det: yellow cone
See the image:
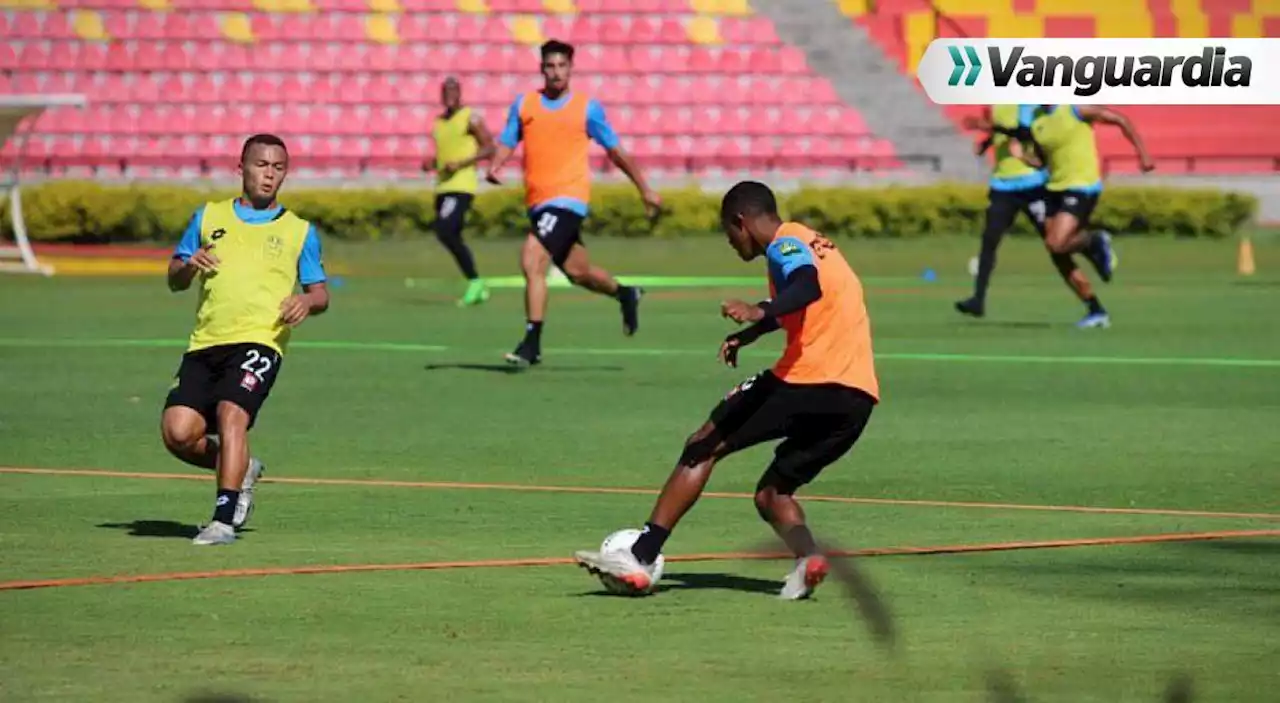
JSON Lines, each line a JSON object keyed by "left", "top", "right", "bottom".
{"left": 1238, "top": 237, "right": 1256, "bottom": 276}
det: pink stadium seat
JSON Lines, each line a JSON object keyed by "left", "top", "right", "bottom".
{"left": 12, "top": 12, "right": 42, "bottom": 38}
{"left": 43, "top": 12, "right": 73, "bottom": 39}
{"left": 18, "top": 43, "right": 51, "bottom": 71}
{"left": 164, "top": 13, "right": 201, "bottom": 40}
{"left": 49, "top": 42, "right": 80, "bottom": 71}
{"left": 0, "top": 44, "right": 16, "bottom": 71}
{"left": 136, "top": 12, "right": 165, "bottom": 40}
{"left": 78, "top": 42, "right": 109, "bottom": 71}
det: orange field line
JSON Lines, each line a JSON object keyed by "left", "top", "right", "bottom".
{"left": 2, "top": 528, "right": 1276, "bottom": 592}
{"left": 2, "top": 466, "right": 1277, "bottom": 521}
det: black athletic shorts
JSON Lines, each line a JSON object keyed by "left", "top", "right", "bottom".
{"left": 164, "top": 343, "right": 283, "bottom": 430}
{"left": 1046, "top": 189, "right": 1100, "bottom": 226}
{"left": 434, "top": 192, "right": 473, "bottom": 240}
{"left": 688, "top": 370, "right": 876, "bottom": 495}
{"left": 528, "top": 206, "right": 585, "bottom": 268}
{"left": 987, "top": 186, "right": 1048, "bottom": 238}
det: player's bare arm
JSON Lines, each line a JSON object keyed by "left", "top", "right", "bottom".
{"left": 606, "top": 146, "right": 662, "bottom": 217}
{"left": 484, "top": 143, "right": 514, "bottom": 184}
{"left": 168, "top": 246, "right": 218, "bottom": 292}
{"left": 279, "top": 282, "right": 329, "bottom": 327}
{"left": 1008, "top": 138, "right": 1045, "bottom": 169}
{"left": 1079, "top": 105, "right": 1155, "bottom": 173}
{"left": 441, "top": 114, "right": 497, "bottom": 181}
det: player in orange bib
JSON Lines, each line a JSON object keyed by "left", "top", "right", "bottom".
{"left": 485, "top": 40, "right": 661, "bottom": 367}
{"left": 575, "top": 181, "right": 879, "bottom": 600}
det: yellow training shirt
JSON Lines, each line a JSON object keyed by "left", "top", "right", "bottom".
{"left": 433, "top": 107, "right": 479, "bottom": 195}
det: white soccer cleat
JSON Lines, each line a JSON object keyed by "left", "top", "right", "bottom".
{"left": 779, "top": 555, "right": 830, "bottom": 601}
{"left": 192, "top": 521, "right": 236, "bottom": 546}
{"left": 233, "top": 458, "right": 264, "bottom": 529}
{"left": 574, "top": 549, "right": 658, "bottom": 595}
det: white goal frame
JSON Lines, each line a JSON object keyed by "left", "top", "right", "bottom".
{"left": 0, "top": 94, "right": 87, "bottom": 276}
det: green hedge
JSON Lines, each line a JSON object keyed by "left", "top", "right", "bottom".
{"left": 0, "top": 181, "right": 1256, "bottom": 243}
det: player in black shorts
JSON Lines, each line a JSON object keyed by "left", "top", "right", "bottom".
{"left": 574, "top": 181, "right": 880, "bottom": 600}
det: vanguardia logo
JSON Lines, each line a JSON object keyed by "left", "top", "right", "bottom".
{"left": 946, "top": 44, "right": 1252, "bottom": 97}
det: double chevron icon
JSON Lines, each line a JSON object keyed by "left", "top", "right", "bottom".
{"left": 947, "top": 46, "right": 983, "bottom": 86}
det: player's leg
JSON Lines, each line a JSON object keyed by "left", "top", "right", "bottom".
{"left": 160, "top": 350, "right": 220, "bottom": 470}
{"left": 754, "top": 387, "right": 874, "bottom": 600}
{"left": 1042, "top": 193, "right": 1110, "bottom": 327}
{"left": 1043, "top": 192, "right": 1114, "bottom": 282}
{"left": 957, "top": 190, "right": 1021, "bottom": 318}
{"left": 559, "top": 242, "right": 643, "bottom": 336}
{"left": 574, "top": 372, "right": 786, "bottom": 591}
{"left": 434, "top": 193, "right": 488, "bottom": 306}
{"left": 505, "top": 233, "right": 551, "bottom": 367}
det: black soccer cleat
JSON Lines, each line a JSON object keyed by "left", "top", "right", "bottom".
{"left": 954, "top": 297, "right": 985, "bottom": 318}
{"left": 620, "top": 286, "right": 644, "bottom": 336}
{"left": 503, "top": 341, "right": 541, "bottom": 368}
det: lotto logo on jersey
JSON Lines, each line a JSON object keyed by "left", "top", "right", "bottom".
{"left": 917, "top": 38, "right": 1279, "bottom": 105}
{"left": 240, "top": 372, "right": 259, "bottom": 392}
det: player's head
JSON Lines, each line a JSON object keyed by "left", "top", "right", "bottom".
{"left": 540, "top": 40, "right": 574, "bottom": 94}
{"left": 441, "top": 76, "right": 462, "bottom": 111}
{"left": 239, "top": 133, "right": 288, "bottom": 208}
{"left": 720, "top": 181, "right": 780, "bottom": 261}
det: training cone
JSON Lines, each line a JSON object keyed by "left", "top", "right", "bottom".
{"left": 1238, "top": 237, "right": 1256, "bottom": 276}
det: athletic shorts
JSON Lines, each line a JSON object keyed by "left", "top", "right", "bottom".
{"left": 1046, "top": 190, "right": 1100, "bottom": 226}
{"left": 164, "top": 343, "right": 283, "bottom": 431}
{"left": 688, "top": 370, "right": 876, "bottom": 495}
{"left": 434, "top": 192, "right": 473, "bottom": 239}
{"left": 528, "top": 206, "right": 585, "bottom": 268}
{"left": 987, "top": 186, "right": 1048, "bottom": 238}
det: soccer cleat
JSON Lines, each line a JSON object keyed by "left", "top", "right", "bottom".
{"left": 503, "top": 341, "right": 541, "bottom": 368}
{"left": 954, "top": 297, "right": 985, "bottom": 318}
{"left": 1086, "top": 230, "right": 1117, "bottom": 283}
{"left": 459, "top": 279, "right": 490, "bottom": 307}
{"left": 574, "top": 549, "right": 657, "bottom": 595}
{"left": 779, "top": 555, "right": 830, "bottom": 601}
{"left": 232, "top": 458, "right": 264, "bottom": 529}
{"left": 619, "top": 286, "right": 644, "bottom": 336}
{"left": 192, "top": 521, "right": 236, "bottom": 546}
{"left": 1076, "top": 312, "right": 1111, "bottom": 329}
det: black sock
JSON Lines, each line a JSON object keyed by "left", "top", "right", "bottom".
{"left": 972, "top": 236, "right": 1001, "bottom": 305}
{"left": 213, "top": 488, "right": 239, "bottom": 525}
{"left": 1086, "top": 296, "right": 1105, "bottom": 315}
{"left": 630, "top": 522, "right": 670, "bottom": 565}
{"left": 523, "top": 320, "right": 543, "bottom": 347}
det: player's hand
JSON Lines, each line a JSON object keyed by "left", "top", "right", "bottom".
{"left": 961, "top": 116, "right": 984, "bottom": 131}
{"left": 440, "top": 162, "right": 459, "bottom": 180}
{"left": 641, "top": 189, "right": 662, "bottom": 219}
{"left": 719, "top": 336, "right": 743, "bottom": 368}
{"left": 484, "top": 170, "right": 502, "bottom": 186}
{"left": 1139, "top": 157, "right": 1156, "bottom": 173}
{"left": 279, "top": 294, "right": 311, "bottom": 327}
{"left": 721, "top": 299, "right": 764, "bottom": 324}
{"left": 188, "top": 246, "right": 219, "bottom": 274}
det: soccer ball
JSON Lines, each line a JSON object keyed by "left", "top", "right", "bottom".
{"left": 599, "top": 528, "right": 665, "bottom": 593}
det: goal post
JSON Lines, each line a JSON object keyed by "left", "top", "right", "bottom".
{"left": 0, "top": 94, "right": 87, "bottom": 276}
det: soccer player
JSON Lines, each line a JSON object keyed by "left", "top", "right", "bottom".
{"left": 160, "top": 134, "right": 330, "bottom": 546}
{"left": 429, "top": 76, "right": 495, "bottom": 307}
{"left": 955, "top": 105, "right": 1098, "bottom": 323}
{"left": 485, "top": 39, "right": 662, "bottom": 367}
{"left": 1015, "top": 105, "right": 1154, "bottom": 328}
{"left": 574, "top": 181, "right": 879, "bottom": 600}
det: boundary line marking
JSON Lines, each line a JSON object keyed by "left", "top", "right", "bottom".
{"left": 2, "top": 529, "right": 1276, "bottom": 592}
{"left": 2, "top": 467, "right": 1276, "bottom": 521}
{"left": 1, "top": 338, "right": 1278, "bottom": 368}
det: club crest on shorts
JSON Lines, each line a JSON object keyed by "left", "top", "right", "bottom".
{"left": 240, "top": 371, "right": 259, "bottom": 392}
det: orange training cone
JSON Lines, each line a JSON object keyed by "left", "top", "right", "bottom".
{"left": 1238, "top": 237, "right": 1256, "bottom": 276}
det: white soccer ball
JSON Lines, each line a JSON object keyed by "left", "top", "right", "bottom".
{"left": 968, "top": 255, "right": 980, "bottom": 277}
{"left": 600, "top": 528, "right": 665, "bottom": 592}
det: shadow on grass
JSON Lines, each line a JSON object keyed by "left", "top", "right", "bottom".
{"left": 423, "top": 363, "right": 624, "bottom": 374}
{"left": 182, "top": 693, "right": 266, "bottom": 703}
{"left": 95, "top": 520, "right": 249, "bottom": 539}
{"left": 659, "top": 571, "right": 781, "bottom": 595}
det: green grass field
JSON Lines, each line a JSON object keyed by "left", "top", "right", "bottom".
{"left": 1, "top": 236, "right": 1277, "bottom": 702}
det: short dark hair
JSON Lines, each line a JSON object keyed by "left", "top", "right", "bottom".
{"left": 540, "top": 39, "right": 574, "bottom": 62}
{"left": 240, "top": 133, "right": 288, "bottom": 162}
{"left": 720, "top": 181, "right": 778, "bottom": 222}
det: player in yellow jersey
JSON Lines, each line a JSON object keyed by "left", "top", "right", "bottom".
{"left": 161, "top": 134, "right": 330, "bottom": 546}
{"left": 1015, "top": 105, "right": 1153, "bottom": 328}
{"left": 430, "top": 77, "right": 496, "bottom": 307}
{"left": 956, "top": 105, "right": 1097, "bottom": 322}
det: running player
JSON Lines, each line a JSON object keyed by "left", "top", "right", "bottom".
{"left": 430, "top": 76, "right": 495, "bottom": 307}
{"left": 955, "top": 105, "right": 1099, "bottom": 323}
{"left": 574, "top": 181, "right": 879, "bottom": 600}
{"left": 1016, "top": 105, "right": 1154, "bottom": 328}
{"left": 485, "top": 39, "right": 662, "bottom": 367}
{"left": 161, "top": 134, "right": 329, "bottom": 546}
